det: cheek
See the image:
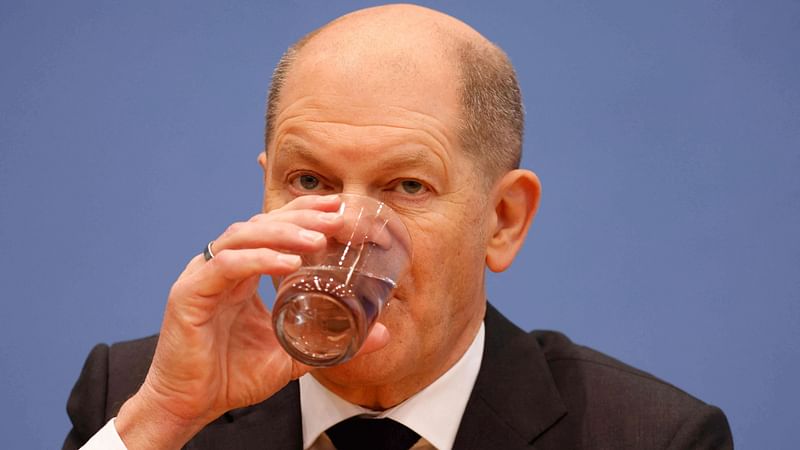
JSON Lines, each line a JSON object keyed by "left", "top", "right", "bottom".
{"left": 404, "top": 211, "right": 488, "bottom": 305}
{"left": 264, "top": 186, "right": 294, "bottom": 211}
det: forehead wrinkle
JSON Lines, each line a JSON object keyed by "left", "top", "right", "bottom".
{"left": 272, "top": 104, "right": 455, "bottom": 181}
{"left": 273, "top": 96, "right": 457, "bottom": 151}
{"left": 273, "top": 132, "right": 449, "bottom": 182}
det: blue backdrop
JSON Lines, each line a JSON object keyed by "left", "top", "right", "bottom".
{"left": 1, "top": 1, "right": 798, "bottom": 448}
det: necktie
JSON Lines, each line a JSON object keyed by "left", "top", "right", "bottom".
{"left": 327, "top": 416, "right": 421, "bottom": 450}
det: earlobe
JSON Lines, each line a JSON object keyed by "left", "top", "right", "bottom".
{"left": 485, "top": 169, "right": 541, "bottom": 272}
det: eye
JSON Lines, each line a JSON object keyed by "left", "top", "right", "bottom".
{"left": 289, "top": 172, "right": 327, "bottom": 193}
{"left": 400, "top": 180, "right": 424, "bottom": 194}
{"left": 393, "top": 179, "right": 427, "bottom": 195}
{"left": 298, "top": 174, "right": 320, "bottom": 190}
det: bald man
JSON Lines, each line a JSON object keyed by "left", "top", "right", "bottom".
{"left": 64, "top": 5, "right": 732, "bottom": 450}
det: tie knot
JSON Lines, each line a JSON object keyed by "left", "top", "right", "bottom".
{"left": 327, "top": 416, "right": 421, "bottom": 450}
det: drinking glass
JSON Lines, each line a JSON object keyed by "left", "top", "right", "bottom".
{"left": 272, "top": 194, "right": 412, "bottom": 367}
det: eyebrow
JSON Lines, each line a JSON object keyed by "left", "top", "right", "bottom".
{"left": 274, "top": 139, "right": 444, "bottom": 173}
{"left": 274, "top": 140, "right": 325, "bottom": 166}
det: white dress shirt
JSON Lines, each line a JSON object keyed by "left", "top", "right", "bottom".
{"left": 80, "top": 323, "right": 485, "bottom": 450}
{"left": 302, "top": 323, "right": 485, "bottom": 450}
{"left": 80, "top": 418, "right": 126, "bottom": 450}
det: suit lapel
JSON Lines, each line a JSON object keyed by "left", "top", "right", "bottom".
{"left": 186, "top": 381, "right": 303, "bottom": 450}
{"left": 453, "top": 304, "right": 567, "bottom": 450}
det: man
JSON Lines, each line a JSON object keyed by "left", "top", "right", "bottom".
{"left": 64, "top": 4, "right": 733, "bottom": 449}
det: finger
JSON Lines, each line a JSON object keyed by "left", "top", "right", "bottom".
{"left": 288, "top": 323, "right": 389, "bottom": 379}
{"left": 211, "top": 207, "right": 345, "bottom": 261}
{"left": 252, "top": 209, "right": 345, "bottom": 232}
{"left": 216, "top": 220, "right": 333, "bottom": 254}
{"left": 265, "top": 194, "right": 342, "bottom": 214}
{"left": 355, "top": 323, "right": 391, "bottom": 356}
{"left": 183, "top": 196, "right": 342, "bottom": 275}
{"left": 179, "top": 248, "right": 302, "bottom": 298}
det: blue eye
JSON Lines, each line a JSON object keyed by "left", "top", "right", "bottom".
{"left": 399, "top": 180, "right": 424, "bottom": 194}
{"left": 298, "top": 174, "right": 320, "bottom": 190}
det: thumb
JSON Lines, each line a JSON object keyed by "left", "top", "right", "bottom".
{"left": 356, "top": 323, "right": 390, "bottom": 356}
{"left": 290, "top": 323, "right": 390, "bottom": 378}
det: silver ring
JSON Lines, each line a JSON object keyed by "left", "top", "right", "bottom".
{"left": 203, "top": 241, "right": 215, "bottom": 261}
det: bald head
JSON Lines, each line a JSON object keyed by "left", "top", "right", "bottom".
{"left": 265, "top": 4, "right": 523, "bottom": 180}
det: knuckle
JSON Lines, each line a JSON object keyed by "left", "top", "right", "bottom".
{"left": 223, "top": 221, "right": 244, "bottom": 236}
{"left": 276, "top": 222, "right": 302, "bottom": 238}
{"left": 248, "top": 213, "right": 269, "bottom": 223}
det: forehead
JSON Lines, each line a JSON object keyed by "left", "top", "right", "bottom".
{"left": 268, "top": 39, "right": 466, "bottom": 172}
{"left": 272, "top": 131, "right": 449, "bottom": 181}
{"left": 276, "top": 21, "right": 463, "bottom": 134}
{"left": 269, "top": 98, "right": 459, "bottom": 185}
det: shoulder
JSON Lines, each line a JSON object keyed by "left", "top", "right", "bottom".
{"left": 76, "top": 335, "right": 158, "bottom": 414}
{"left": 106, "top": 334, "right": 159, "bottom": 374}
{"left": 63, "top": 335, "right": 159, "bottom": 449}
{"left": 532, "top": 330, "right": 732, "bottom": 449}
{"left": 534, "top": 330, "right": 702, "bottom": 410}
{"left": 105, "top": 335, "right": 159, "bottom": 409}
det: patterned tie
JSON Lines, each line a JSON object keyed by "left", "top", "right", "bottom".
{"left": 327, "top": 416, "right": 421, "bottom": 450}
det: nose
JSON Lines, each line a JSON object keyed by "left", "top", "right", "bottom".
{"left": 339, "top": 186, "right": 374, "bottom": 200}
{"left": 299, "top": 193, "right": 412, "bottom": 276}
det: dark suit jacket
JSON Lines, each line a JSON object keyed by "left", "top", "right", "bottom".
{"left": 63, "top": 304, "right": 733, "bottom": 449}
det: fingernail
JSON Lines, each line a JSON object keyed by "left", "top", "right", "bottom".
{"left": 299, "top": 229, "right": 324, "bottom": 243}
{"left": 278, "top": 254, "right": 301, "bottom": 266}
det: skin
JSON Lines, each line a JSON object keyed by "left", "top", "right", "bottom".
{"left": 114, "top": 5, "right": 541, "bottom": 449}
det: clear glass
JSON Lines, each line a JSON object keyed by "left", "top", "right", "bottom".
{"left": 272, "top": 194, "right": 412, "bottom": 367}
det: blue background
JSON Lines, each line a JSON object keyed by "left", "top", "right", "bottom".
{"left": 1, "top": 1, "right": 798, "bottom": 448}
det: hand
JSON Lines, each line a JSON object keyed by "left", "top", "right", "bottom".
{"left": 115, "top": 195, "right": 390, "bottom": 449}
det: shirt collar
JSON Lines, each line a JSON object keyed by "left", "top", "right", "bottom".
{"left": 300, "top": 322, "right": 485, "bottom": 450}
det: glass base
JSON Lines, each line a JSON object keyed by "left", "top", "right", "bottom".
{"left": 273, "top": 290, "right": 361, "bottom": 367}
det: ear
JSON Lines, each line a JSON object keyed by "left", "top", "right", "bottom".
{"left": 257, "top": 151, "right": 268, "bottom": 177}
{"left": 258, "top": 152, "right": 270, "bottom": 212}
{"left": 485, "top": 169, "right": 542, "bottom": 272}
